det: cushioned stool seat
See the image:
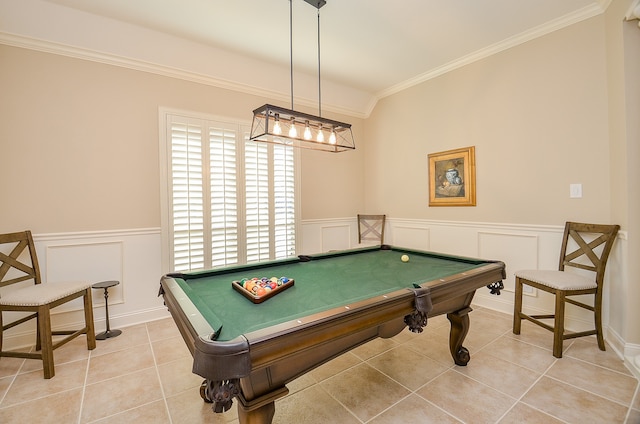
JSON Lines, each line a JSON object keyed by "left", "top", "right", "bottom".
{"left": 513, "top": 270, "right": 596, "bottom": 291}
{"left": 0, "top": 281, "right": 92, "bottom": 306}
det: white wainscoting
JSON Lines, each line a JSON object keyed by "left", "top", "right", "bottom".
{"left": 300, "top": 217, "right": 631, "bottom": 363}
{"left": 2, "top": 229, "right": 167, "bottom": 350}
{"left": 4, "top": 222, "right": 632, "bottom": 373}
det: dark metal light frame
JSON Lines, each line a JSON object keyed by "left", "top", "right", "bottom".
{"left": 249, "top": 0, "right": 355, "bottom": 152}
{"left": 250, "top": 104, "right": 355, "bottom": 152}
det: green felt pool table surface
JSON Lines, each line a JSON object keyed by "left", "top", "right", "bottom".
{"left": 169, "top": 246, "right": 490, "bottom": 341}
{"left": 159, "top": 245, "right": 505, "bottom": 424}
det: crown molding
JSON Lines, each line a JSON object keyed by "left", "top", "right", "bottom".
{"left": 626, "top": 0, "right": 640, "bottom": 24}
{"left": 0, "top": 32, "right": 276, "bottom": 99}
{"left": 0, "top": 31, "right": 369, "bottom": 120}
{"left": 0, "top": 1, "right": 610, "bottom": 120}
{"left": 374, "top": 3, "right": 606, "bottom": 101}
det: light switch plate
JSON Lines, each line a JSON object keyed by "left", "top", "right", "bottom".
{"left": 570, "top": 183, "right": 582, "bottom": 198}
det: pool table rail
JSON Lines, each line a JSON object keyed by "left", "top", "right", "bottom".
{"left": 158, "top": 247, "right": 506, "bottom": 424}
{"left": 161, "top": 274, "right": 434, "bottom": 383}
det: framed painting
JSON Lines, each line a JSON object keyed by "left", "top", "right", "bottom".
{"left": 428, "top": 146, "right": 476, "bottom": 206}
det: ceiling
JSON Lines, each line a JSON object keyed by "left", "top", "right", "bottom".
{"left": 19, "top": 0, "right": 611, "bottom": 115}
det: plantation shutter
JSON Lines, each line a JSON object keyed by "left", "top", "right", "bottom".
{"left": 170, "top": 119, "right": 205, "bottom": 271}
{"left": 165, "top": 111, "right": 297, "bottom": 271}
{"left": 209, "top": 125, "right": 239, "bottom": 267}
{"left": 244, "top": 140, "right": 271, "bottom": 263}
{"left": 273, "top": 145, "right": 296, "bottom": 258}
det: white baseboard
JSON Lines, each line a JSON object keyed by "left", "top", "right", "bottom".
{"left": 97, "top": 307, "right": 172, "bottom": 332}
{"left": 2, "top": 306, "right": 171, "bottom": 352}
{"left": 631, "top": 355, "right": 640, "bottom": 380}
{"left": 2, "top": 222, "right": 632, "bottom": 381}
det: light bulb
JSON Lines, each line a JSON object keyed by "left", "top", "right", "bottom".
{"left": 303, "top": 121, "right": 312, "bottom": 140}
{"left": 273, "top": 114, "right": 282, "bottom": 135}
{"left": 288, "top": 118, "right": 297, "bottom": 138}
{"left": 317, "top": 127, "right": 325, "bottom": 142}
{"left": 329, "top": 127, "right": 337, "bottom": 145}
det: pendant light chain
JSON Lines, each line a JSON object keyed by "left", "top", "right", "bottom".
{"left": 289, "top": 0, "right": 294, "bottom": 110}
{"left": 317, "top": 7, "right": 322, "bottom": 117}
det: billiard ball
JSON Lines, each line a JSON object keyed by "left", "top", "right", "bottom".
{"left": 401, "top": 254, "right": 409, "bottom": 262}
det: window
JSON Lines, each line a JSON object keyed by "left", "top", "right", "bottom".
{"left": 160, "top": 110, "right": 298, "bottom": 272}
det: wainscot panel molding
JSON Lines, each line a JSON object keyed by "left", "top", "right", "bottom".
{"left": 300, "top": 218, "right": 356, "bottom": 255}
{"left": 320, "top": 224, "right": 352, "bottom": 252}
{"left": 301, "top": 217, "right": 631, "bottom": 365}
{"left": 2, "top": 228, "right": 167, "bottom": 351}
{"left": 5, "top": 224, "right": 631, "bottom": 369}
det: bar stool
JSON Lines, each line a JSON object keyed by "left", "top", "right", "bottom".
{"left": 92, "top": 280, "right": 122, "bottom": 339}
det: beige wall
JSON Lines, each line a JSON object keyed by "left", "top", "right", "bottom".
{"left": 360, "top": 0, "right": 639, "bottom": 349}
{"left": 364, "top": 15, "right": 611, "bottom": 225}
{"left": 621, "top": 17, "right": 640, "bottom": 347}
{"left": 0, "top": 45, "right": 365, "bottom": 234}
{"left": 605, "top": 0, "right": 640, "bottom": 345}
{"left": 0, "top": 2, "right": 637, "bottom": 353}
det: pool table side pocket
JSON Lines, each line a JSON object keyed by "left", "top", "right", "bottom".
{"left": 404, "top": 286, "right": 433, "bottom": 332}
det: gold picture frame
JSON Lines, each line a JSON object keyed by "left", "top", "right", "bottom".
{"left": 428, "top": 146, "right": 476, "bottom": 206}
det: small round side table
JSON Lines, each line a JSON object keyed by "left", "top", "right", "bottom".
{"left": 92, "top": 280, "right": 122, "bottom": 340}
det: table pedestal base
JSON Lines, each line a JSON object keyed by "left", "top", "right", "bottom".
{"left": 91, "top": 281, "right": 122, "bottom": 340}
{"left": 96, "top": 329, "right": 122, "bottom": 340}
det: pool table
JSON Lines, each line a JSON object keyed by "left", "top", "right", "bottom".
{"left": 159, "top": 245, "right": 505, "bottom": 424}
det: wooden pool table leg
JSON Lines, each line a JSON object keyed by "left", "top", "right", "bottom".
{"left": 236, "top": 386, "right": 288, "bottom": 424}
{"left": 237, "top": 402, "right": 275, "bottom": 424}
{"left": 447, "top": 306, "right": 472, "bottom": 366}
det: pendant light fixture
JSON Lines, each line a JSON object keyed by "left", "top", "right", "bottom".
{"left": 249, "top": 0, "right": 355, "bottom": 152}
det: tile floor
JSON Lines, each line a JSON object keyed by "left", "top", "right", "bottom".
{"left": 0, "top": 307, "right": 638, "bottom": 423}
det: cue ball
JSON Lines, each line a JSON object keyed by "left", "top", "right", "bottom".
{"left": 401, "top": 254, "right": 409, "bottom": 262}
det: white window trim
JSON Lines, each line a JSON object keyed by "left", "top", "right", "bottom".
{"left": 158, "top": 107, "right": 301, "bottom": 273}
